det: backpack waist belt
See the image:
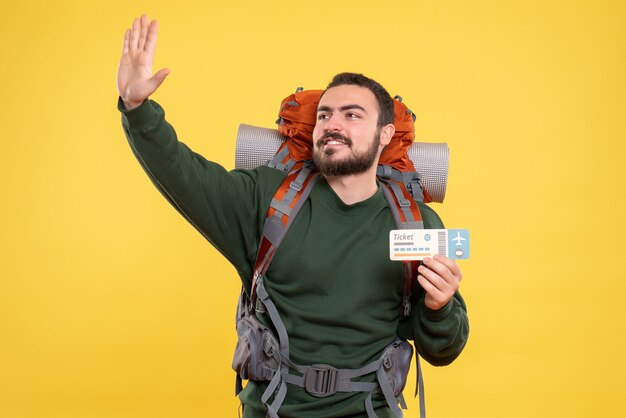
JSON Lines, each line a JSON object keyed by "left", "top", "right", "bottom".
{"left": 233, "top": 277, "right": 412, "bottom": 418}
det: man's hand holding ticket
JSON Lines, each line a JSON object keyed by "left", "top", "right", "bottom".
{"left": 390, "top": 229, "right": 468, "bottom": 311}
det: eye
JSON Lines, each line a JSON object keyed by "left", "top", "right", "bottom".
{"left": 317, "top": 113, "right": 330, "bottom": 120}
{"left": 346, "top": 112, "right": 361, "bottom": 119}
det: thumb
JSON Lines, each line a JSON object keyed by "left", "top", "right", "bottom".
{"left": 149, "top": 68, "right": 171, "bottom": 91}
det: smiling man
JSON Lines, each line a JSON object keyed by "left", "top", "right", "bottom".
{"left": 117, "top": 15, "right": 469, "bottom": 418}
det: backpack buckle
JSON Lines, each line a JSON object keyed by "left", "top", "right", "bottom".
{"left": 406, "top": 178, "right": 424, "bottom": 201}
{"left": 304, "top": 364, "right": 338, "bottom": 397}
{"left": 289, "top": 179, "right": 303, "bottom": 191}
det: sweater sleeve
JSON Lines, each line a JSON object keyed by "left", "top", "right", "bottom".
{"left": 403, "top": 203, "right": 470, "bottom": 366}
{"left": 118, "top": 97, "right": 268, "bottom": 287}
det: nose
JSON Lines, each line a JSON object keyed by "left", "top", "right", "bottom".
{"left": 323, "top": 113, "right": 342, "bottom": 133}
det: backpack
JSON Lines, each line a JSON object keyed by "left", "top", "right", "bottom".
{"left": 232, "top": 88, "right": 449, "bottom": 418}
{"left": 275, "top": 88, "right": 422, "bottom": 180}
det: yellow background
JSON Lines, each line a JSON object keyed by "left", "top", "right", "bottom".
{"left": 1, "top": 0, "right": 625, "bottom": 417}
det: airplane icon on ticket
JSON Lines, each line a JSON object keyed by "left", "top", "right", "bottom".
{"left": 452, "top": 232, "right": 466, "bottom": 246}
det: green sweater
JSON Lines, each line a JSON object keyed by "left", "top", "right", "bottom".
{"left": 119, "top": 98, "right": 469, "bottom": 418}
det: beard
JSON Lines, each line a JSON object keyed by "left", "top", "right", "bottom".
{"left": 312, "top": 128, "right": 381, "bottom": 177}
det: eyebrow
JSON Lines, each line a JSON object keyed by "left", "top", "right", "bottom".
{"left": 317, "top": 104, "right": 368, "bottom": 114}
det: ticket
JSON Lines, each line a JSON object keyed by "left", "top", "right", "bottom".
{"left": 389, "top": 229, "right": 470, "bottom": 261}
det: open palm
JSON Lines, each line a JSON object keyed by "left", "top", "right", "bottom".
{"left": 117, "top": 15, "right": 170, "bottom": 110}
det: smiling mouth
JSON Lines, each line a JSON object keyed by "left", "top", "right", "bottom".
{"left": 324, "top": 138, "right": 348, "bottom": 146}
{"left": 318, "top": 133, "right": 352, "bottom": 148}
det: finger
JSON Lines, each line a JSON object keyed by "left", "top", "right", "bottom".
{"left": 433, "top": 254, "right": 462, "bottom": 278}
{"left": 122, "top": 29, "right": 130, "bottom": 55}
{"left": 148, "top": 68, "right": 171, "bottom": 91}
{"left": 130, "top": 18, "right": 140, "bottom": 51}
{"left": 154, "top": 68, "right": 170, "bottom": 83}
{"left": 418, "top": 263, "right": 448, "bottom": 292}
{"left": 421, "top": 257, "right": 450, "bottom": 282}
{"left": 138, "top": 14, "right": 149, "bottom": 51}
{"left": 422, "top": 256, "right": 457, "bottom": 284}
{"left": 417, "top": 274, "right": 441, "bottom": 298}
{"left": 419, "top": 274, "right": 453, "bottom": 311}
{"left": 144, "top": 19, "right": 158, "bottom": 55}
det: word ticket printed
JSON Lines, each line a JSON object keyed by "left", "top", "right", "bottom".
{"left": 389, "top": 229, "right": 470, "bottom": 261}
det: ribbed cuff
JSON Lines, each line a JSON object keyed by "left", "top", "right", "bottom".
{"left": 117, "top": 97, "right": 163, "bottom": 132}
{"left": 421, "top": 297, "right": 454, "bottom": 321}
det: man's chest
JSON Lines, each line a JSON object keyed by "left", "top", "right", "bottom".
{"left": 265, "top": 195, "right": 404, "bottom": 310}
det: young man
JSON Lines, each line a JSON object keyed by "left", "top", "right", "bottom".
{"left": 117, "top": 15, "right": 468, "bottom": 418}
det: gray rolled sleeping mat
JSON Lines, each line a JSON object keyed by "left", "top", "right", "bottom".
{"left": 235, "top": 124, "right": 450, "bottom": 203}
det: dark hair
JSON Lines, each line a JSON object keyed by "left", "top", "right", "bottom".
{"left": 324, "top": 72, "right": 394, "bottom": 127}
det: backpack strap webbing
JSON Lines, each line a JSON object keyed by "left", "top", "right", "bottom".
{"left": 379, "top": 178, "right": 422, "bottom": 316}
{"left": 379, "top": 178, "right": 427, "bottom": 418}
{"left": 250, "top": 161, "right": 319, "bottom": 304}
{"left": 416, "top": 352, "right": 426, "bottom": 418}
{"left": 376, "top": 165, "right": 425, "bottom": 202}
{"left": 379, "top": 178, "right": 424, "bottom": 229}
{"left": 267, "top": 146, "right": 296, "bottom": 173}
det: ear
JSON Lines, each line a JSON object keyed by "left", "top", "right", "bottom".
{"left": 379, "top": 123, "right": 395, "bottom": 146}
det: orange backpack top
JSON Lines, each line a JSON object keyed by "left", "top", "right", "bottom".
{"left": 273, "top": 88, "right": 433, "bottom": 202}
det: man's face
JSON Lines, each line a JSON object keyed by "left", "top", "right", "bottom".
{"left": 312, "top": 84, "right": 385, "bottom": 177}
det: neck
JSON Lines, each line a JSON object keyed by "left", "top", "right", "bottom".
{"left": 324, "top": 165, "right": 379, "bottom": 205}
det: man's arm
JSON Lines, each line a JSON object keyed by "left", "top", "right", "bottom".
{"left": 116, "top": 16, "right": 270, "bottom": 285}
{"left": 412, "top": 288, "right": 469, "bottom": 366}
{"left": 402, "top": 204, "right": 470, "bottom": 366}
{"left": 120, "top": 99, "right": 264, "bottom": 275}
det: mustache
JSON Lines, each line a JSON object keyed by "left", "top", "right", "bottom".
{"left": 316, "top": 132, "right": 352, "bottom": 147}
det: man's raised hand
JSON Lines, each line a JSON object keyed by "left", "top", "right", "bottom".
{"left": 117, "top": 15, "right": 170, "bottom": 110}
